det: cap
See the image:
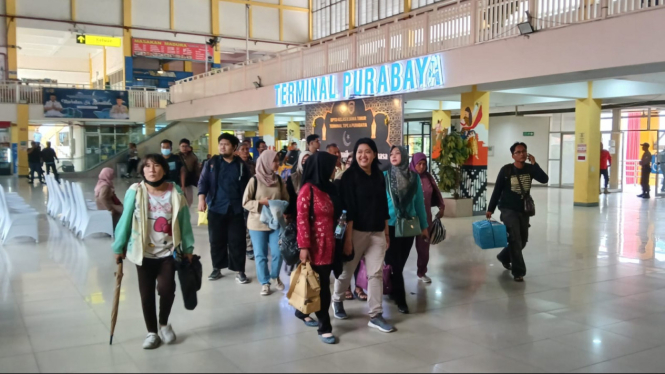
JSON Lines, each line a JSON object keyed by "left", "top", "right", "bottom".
{"left": 641, "top": 142, "right": 650, "bottom": 147}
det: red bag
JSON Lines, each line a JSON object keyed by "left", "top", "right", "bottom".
{"left": 355, "top": 259, "right": 392, "bottom": 295}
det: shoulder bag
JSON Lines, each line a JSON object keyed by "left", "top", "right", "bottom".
{"left": 385, "top": 173, "right": 421, "bottom": 238}
{"left": 513, "top": 166, "right": 536, "bottom": 217}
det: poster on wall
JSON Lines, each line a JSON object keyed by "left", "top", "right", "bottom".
{"left": 306, "top": 96, "right": 403, "bottom": 162}
{"left": 132, "top": 38, "right": 214, "bottom": 62}
{"left": 458, "top": 90, "right": 490, "bottom": 215}
{"left": 42, "top": 88, "right": 130, "bottom": 120}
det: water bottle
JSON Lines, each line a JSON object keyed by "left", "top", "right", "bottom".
{"left": 335, "top": 210, "right": 348, "bottom": 240}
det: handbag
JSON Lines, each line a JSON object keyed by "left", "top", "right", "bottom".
{"left": 287, "top": 262, "right": 321, "bottom": 315}
{"left": 385, "top": 174, "right": 421, "bottom": 238}
{"left": 355, "top": 259, "right": 393, "bottom": 295}
{"left": 513, "top": 166, "right": 536, "bottom": 217}
{"left": 429, "top": 218, "right": 446, "bottom": 245}
{"left": 280, "top": 187, "right": 315, "bottom": 266}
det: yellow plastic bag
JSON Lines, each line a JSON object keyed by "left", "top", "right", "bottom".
{"left": 198, "top": 209, "right": 208, "bottom": 226}
{"left": 287, "top": 262, "right": 321, "bottom": 315}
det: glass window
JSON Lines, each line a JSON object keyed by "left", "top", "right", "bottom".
{"left": 313, "top": 0, "right": 349, "bottom": 40}
{"left": 549, "top": 133, "right": 561, "bottom": 160}
{"left": 548, "top": 160, "right": 560, "bottom": 187}
{"left": 561, "top": 134, "right": 576, "bottom": 186}
{"left": 561, "top": 113, "right": 576, "bottom": 132}
{"left": 550, "top": 113, "right": 561, "bottom": 132}
{"left": 356, "top": 0, "right": 404, "bottom": 27}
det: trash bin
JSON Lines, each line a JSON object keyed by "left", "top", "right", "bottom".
{"left": 116, "top": 162, "right": 128, "bottom": 177}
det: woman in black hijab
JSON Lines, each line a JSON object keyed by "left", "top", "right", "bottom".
{"left": 295, "top": 151, "right": 340, "bottom": 344}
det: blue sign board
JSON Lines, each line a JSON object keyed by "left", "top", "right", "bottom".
{"left": 274, "top": 54, "right": 445, "bottom": 107}
{"left": 42, "top": 88, "right": 130, "bottom": 119}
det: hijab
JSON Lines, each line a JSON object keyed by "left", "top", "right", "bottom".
{"left": 410, "top": 152, "right": 438, "bottom": 192}
{"left": 302, "top": 152, "right": 338, "bottom": 196}
{"left": 291, "top": 150, "right": 312, "bottom": 193}
{"left": 95, "top": 167, "right": 115, "bottom": 198}
{"left": 389, "top": 146, "right": 418, "bottom": 213}
{"left": 255, "top": 150, "right": 278, "bottom": 187}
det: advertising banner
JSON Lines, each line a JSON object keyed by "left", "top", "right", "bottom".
{"left": 42, "top": 88, "right": 130, "bottom": 120}
{"left": 132, "top": 38, "right": 214, "bottom": 62}
{"left": 306, "top": 96, "right": 403, "bottom": 162}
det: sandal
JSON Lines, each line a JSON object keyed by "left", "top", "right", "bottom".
{"left": 353, "top": 288, "right": 368, "bottom": 302}
{"left": 345, "top": 288, "right": 354, "bottom": 300}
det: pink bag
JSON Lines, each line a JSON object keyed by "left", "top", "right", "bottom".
{"left": 355, "top": 259, "right": 393, "bottom": 295}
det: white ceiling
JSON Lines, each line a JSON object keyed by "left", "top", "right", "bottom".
{"left": 18, "top": 27, "right": 104, "bottom": 59}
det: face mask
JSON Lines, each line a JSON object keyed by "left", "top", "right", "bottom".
{"left": 161, "top": 149, "right": 171, "bottom": 156}
{"left": 144, "top": 175, "right": 167, "bottom": 188}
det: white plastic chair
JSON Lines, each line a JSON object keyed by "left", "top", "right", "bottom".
{"left": 0, "top": 185, "right": 39, "bottom": 244}
{"left": 64, "top": 181, "right": 79, "bottom": 231}
{"left": 72, "top": 182, "right": 113, "bottom": 239}
{"left": 45, "top": 175, "right": 61, "bottom": 218}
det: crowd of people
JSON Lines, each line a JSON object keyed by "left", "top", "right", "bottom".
{"left": 104, "top": 133, "right": 549, "bottom": 350}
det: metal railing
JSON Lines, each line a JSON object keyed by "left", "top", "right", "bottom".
{"left": 171, "top": 0, "right": 663, "bottom": 104}
{"left": 0, "top": 82, "right": 170, "bottom": 109}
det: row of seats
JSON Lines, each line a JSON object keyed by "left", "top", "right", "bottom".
{"left": 0, "top": 184, "right": 40, "bottom": 244}
{"left": 45, "top": 175, "right": 114, "bottom": 240}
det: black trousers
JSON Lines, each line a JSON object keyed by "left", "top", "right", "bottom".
{"left": 295, "top": 264, "right": 333, "bottom": 335}
{"left": 497, "top": 209, "right": 530, "bottom": 278}
{"left": 600, "top": 169, "right": 609, "bottom": 189}
{"left": 642, "top": 169, "right": 651, "bottom": 194}
{"left": 28, "top": 162, "right": 43, "bottom": 182}
{"left": 45, "top": 162, "right": 59, "bottom": 182}
{"left": 137, "top": 257, "right": 176, "bottom": 334}
{"left": 127, "top": 159, "right": 139, "bottom": 176}
{"left": 208, "top": 210, "right": 247, "bottom": 272}
{"left": 385, "top": 226, "right": 415, "bottom": 306}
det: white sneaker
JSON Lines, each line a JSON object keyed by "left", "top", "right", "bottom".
{"left": 272, "top": 278, "right": 285, "bottom": 291}
{"left": 419, "top": 275, "right": 432, "bottom": 283}
{"left": 261, "top": 284, "right": 271, "bottom": 296}
{"left": 159, "top": 324, "right": 176, "bottom": 344}
{"left": 142, "top": 333, "right": 161, "bottom": 349}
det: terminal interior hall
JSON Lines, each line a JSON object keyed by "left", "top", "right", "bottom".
{"left": 1, "top": 0, "right": 665, "bottom": 372}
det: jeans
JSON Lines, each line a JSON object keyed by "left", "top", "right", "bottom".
{"left": 136, "top": 257, "right": 176, "bottom": 334}
{"left": 600, "top": 169, "right": 609, "bottom": 189}
{"left": 295, "top": 264, "right": 333, "bottom": 335}
{"left": 497, "top": 209, "right": 530, "bottom": 278}
{"left": 208, "top": 210, "right": 247, "bottom": 273}
{"left": 28, "top": 162, "right": 43, "bottom": 182}
{"left": 333, "top": 231, "right": 387, "bottom": 318}
{"left": 249, "top": 229, "right": 283, "bottom": 285}
{"left": 385, "top": 226, "right": 415, "bottom": 306}
{"left": 45, "top": 162, "right": 59, "bottom": 182}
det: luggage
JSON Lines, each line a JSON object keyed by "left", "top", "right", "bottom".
{"left": 429, "top": 218, "right": 446, "bottom": 245}
{"left": 287, "top": 262, "right": 321, "bottom": 315}
{"left": 355, "top": 259, "right": 393, "bottom": 295}
{"left": 472, "top": 220, "right": 508, "bottom": 250}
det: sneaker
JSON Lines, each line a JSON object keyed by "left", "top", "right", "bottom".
{"left": 637, "top": 193, "right": 645, "bottom": 198}
{"left": 261, "top": 284, "right": 271, "bottom": 296}
{"left": 514, "top": 276, "right": 525, "bottom": 282}
{"left": 272, "top": 278, "right": 285, "bottom": 291}
{"left": 333, "top": 302, "right": 348, "bottom": 320}
{"left": 497, "top": 255, "right": 512, "bottom": 271}
{"left": 604, "top": 188, "right": 610, "bottom": 194}
{"left": 247, "top": 251, "right": 255, "bottom": 261}
{"left": 208, "top": 269, "right": 223, "bottom": 281}
{"left": 236, "top": 273, "right": 250, "bottom": 284}
{"left": 319, "top": 334, "right": 337, "bottom": 344}
{"left": 142, "top": 333, "right": 161, "bottom": 349}
{"left": 642, "top": 193, "right": 651, "bottom": 199}
{"left": 159, "top": 324, "right": 176, "bottom": 344}
{"left": 368, "top": 314, "right": 396, "bottom": 333}
{"left": 418, "top": 275, "right": 432, "bottom": 283}
{"left": 397, "top": 304, "right": 410, "bottom": 314}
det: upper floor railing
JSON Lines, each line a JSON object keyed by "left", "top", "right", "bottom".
{"left": 0, "top": 82, "right": 169, "bottom": 109}
{"left": 171, "top": 0, "right": 663, "bottom": 104}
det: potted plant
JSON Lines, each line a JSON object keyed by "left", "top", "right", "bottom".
{"left": 433, "top": 129, "right": 474, "bottom": 217}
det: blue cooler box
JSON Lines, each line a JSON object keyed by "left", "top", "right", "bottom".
{"left": 472, "top": 220, "right": 508, "bottom": 250}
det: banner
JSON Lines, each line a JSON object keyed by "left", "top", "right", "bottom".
{"left": 306, "top": 96, "right": 403, "bottom": 162}
{"left": 42, "top": 88, "right": 130, "bottom": 120}
{"left": 132, "top": 38, "right": 214, "bottom": 62}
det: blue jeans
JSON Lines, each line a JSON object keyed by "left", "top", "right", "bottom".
{"left": 249, "top": 229, "right": 283, "bottom": 285}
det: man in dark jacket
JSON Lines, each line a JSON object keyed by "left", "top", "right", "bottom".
{"left": 27, "top": 141, "right": 44, "bottom": 184}
{"left": 198, "top": 133, "right": 252, "bottom": 284}
{"left": 486, "top": 142, "right": 549, "bottom": 282}
{"left": 41, "top": 141, "right": 59, "bottom": 183}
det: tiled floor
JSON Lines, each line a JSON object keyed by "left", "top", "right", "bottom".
{"left": 1, "top": 176, "right": 664, "bottom": 373}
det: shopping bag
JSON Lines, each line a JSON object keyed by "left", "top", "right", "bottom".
{"left": 355, "top": 259, "right": 393, "bottom": 295}
{"left": 197, "top": 209, "right": 208, "bottom": 226}
{"left": 287, "top": 262, "right": 321, "bottom": 315}
{"left": 279, "top": 222, "right": 300, "bottom": 266}
{"left": 472, "top": 220, "right": 508, "bottom": 250}
{"left": 356, "top": 259, "right": 369, "bottom": 290}
{"left": 382, "top": 264, "right": 393, "bottom": 295}
{"left": 429, "top": 218, "right": 446, "bottom": 245}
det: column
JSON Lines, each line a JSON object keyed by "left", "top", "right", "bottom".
{"left": 258, "top": 113, "right": 275, "bottom": 150}
{"left": 460, "top": 86, "right": 490, "bottom": 215}
{"left": 208, "top": 117, "right": 221, "bottom": 155}
{"left": 15, "top": 104, "right": 29, "bottom": 176}
{"left": 610, "top": 108, "right": 621, "bottom": 190}
{"left": 145, "top": 108, "right": 157, "bottom": 135}
{"left": 123, "top": 0, "right": 133, "bottom": 87}
{"left": 6, "top": 0, "right": 18, "bottom": 80}
{"left": 573, "top": 82, "right": 602, "bottom": 207}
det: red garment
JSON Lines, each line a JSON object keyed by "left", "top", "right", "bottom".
{"left": 600, "top": 150, "right": 612, "bottom": 170}
{"left": 297, "top": 183, "right": 335, "bottom": 266}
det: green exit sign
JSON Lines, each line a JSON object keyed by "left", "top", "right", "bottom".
{"left": 523, "top": 132, "right": 535, "bottom": 136}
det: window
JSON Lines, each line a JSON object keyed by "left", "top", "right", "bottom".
{"left": 313, "top": 0, "right": 349, "bottom": 40}
{"left": 356, "top": 0, "right": 404, "bottom": 27}
{"left": 411, "top": 0, "right": 442, "bottom": 9}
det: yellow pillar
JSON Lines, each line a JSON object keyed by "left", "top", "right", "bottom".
{"left": 573, "top": 82, "right": 602, "bottom": 206}
{"left": 349, "top": 0, "right": 356, "bottom": 30}
{"left": 208, "top": 117, "right": 221, "bottom": 155}
{"left": 15, "top": 105, "right": 29, "bottom": 176}
{"left": 258, "top": 113, "right": 275, "bottom": 150}
{"left": 6, "top": 0, "right": 18, "bottom": 80}
{"left": 123, "top": 0, "right": 132, "bottom": 86}
{"left": 145, "top": 108, "right": 157, "bottom": 135}
{"left": 184, "top": 61, "right": 193, "bottom": 72}
{"left": 71, "top": 0, "right": 77, "bottom": 20}
{"left": 460, "top": 86, "right": 490, "bottom": 214}
{"left": 103, "top": 47, "right": 108, "bottom": 86}
{"left": 244, "top": 131, "right": 256, "bottom": 138}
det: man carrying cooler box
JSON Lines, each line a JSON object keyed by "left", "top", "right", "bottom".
{"left": 486, "top": 142, "right": 549, "bottom": 282}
